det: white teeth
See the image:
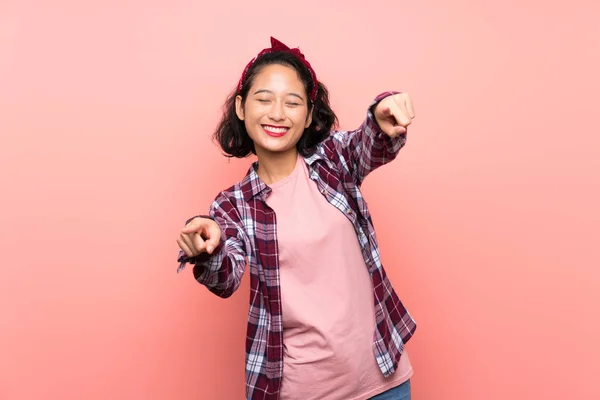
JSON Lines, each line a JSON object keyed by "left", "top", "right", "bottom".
{"left": 263, "top": 126, "right": 288, "bottom": 134}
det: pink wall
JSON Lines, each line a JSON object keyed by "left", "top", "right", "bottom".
{"left": 1, "top": 1, "right": 599, "bottom": 399}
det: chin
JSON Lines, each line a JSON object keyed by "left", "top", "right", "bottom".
{"left": 263, "top": 146, "right": 295, "bottom": 154}
{"left": 256, "top": 141, "right": 297, "bottom": 155}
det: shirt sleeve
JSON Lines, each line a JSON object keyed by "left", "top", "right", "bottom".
{"left": 176, "top": 193, "right": 250, "bottom": 299}
{"left": 323, "top": 91, "right": 407, "bottom": 186}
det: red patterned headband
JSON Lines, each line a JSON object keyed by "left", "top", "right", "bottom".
{"left": 236, "top": 37, "right": 319, "bottom": 102}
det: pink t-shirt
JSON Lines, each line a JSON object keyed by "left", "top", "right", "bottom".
{"left": 265, "top": 155, "right": 412, "bottom": 400}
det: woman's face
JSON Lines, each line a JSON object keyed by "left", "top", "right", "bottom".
{"left": 235, "top": 63, "right": 313, "bottom": 158}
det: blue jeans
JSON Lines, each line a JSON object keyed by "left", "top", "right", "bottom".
{"left": 369, "top": 379, "right": 411, "bottom": 400}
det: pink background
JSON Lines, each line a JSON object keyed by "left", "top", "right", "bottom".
{"left": 1, "top": 1, "right": 599, "bottom": 399}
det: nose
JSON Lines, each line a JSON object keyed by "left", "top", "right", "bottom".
{"left": 268, "top": 100, "right": 285, "bottom": 121}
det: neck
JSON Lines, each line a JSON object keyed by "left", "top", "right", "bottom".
{"left": 255, "top": 148, "right": 299, "bottom": 185}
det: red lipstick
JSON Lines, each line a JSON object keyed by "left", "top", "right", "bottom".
{"left": 262, "top": 125, "right": 289, "bottom": 138}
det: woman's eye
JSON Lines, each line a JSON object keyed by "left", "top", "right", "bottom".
{"left": 257, "top": 99, "right": 270, "bottom": 103}
{"left": 287, "top": 103, "right": 300, "bottom": 107}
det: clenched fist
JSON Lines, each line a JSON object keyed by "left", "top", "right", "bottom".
{"left": 177, "top": 217, "right": 222, "bottom": 257}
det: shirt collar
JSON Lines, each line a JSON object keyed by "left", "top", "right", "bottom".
{"left": 240, "top": 150, "right": 326, "bottom": 202}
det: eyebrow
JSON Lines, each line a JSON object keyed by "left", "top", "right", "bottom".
{"left": 253, "top": 89, "right": 304, "bottom": 101}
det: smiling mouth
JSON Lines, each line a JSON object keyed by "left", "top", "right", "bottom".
{"left": 262, "top": 125, "right": 289, "bottom": 137}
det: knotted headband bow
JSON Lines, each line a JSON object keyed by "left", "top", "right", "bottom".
{"left": 236, "top": 37, "right": 319, "bottom": 102}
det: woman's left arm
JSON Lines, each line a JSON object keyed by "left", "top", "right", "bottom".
{"left": 323, "top": 91, "right": 415, "bottom": 186}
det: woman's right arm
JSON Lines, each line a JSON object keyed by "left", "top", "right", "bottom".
{"left": 177, "top": 194, "right": 250, "bottom": 299}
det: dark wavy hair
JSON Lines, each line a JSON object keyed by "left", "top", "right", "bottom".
{"left": 214, "top": 51, "right": 339, "bottom": 158}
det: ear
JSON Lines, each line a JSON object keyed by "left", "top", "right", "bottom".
{"left": 305, "top": 105, "right": 313, "bottom": 128}
{"left": 235, "top": 95, "right": 245, "bottom": 121}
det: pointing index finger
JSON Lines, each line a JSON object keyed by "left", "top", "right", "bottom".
{"left": 404, "top": 95, "right": 415, "bottom": 119}
{"left": 389, "top": 101, "right": 412, "bottom": 127}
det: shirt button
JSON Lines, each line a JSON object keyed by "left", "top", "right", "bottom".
{"left": 321, "top": 188, "right": 326, "bottom": 194}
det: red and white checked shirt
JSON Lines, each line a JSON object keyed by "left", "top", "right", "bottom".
{"left": 178, "top": 92, "right": 417, "bottom": 400}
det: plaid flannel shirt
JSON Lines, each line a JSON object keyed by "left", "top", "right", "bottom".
{"left": 178, "top": 92, "right": 417, "bottom": 399}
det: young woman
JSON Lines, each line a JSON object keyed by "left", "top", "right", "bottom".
{"left": 176, "top": 37, "right": 417, "bottom": 400}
